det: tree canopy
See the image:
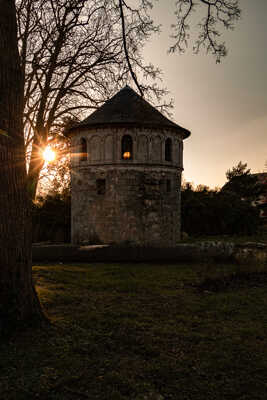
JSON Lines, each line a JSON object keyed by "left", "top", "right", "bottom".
{"left": 16, "top": 0, "right": 241, "bottom": 197}
{"left": 181, "top": 161, "right": 264, "bottom": 237}
{"left": 222, "top": 161, "right": 265, "bottom": 202}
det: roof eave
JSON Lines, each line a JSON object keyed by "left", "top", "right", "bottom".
{"left": 67, "top": 121, "right": 191, "bottom": 139}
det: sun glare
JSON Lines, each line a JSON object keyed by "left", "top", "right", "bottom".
{"left": 43, "top": 147, "right": 56, "bottom": 162}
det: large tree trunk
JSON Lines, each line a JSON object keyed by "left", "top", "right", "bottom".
{"left": 0, "top": 0, "right": 44, "bottom": 334}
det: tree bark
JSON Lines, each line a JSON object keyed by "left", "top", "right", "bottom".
{"left": 0, "top": 0, "right": 44, "bottom": 335}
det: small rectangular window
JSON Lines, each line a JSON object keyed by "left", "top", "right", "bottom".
{"left": 96, "top": 179, "right": 106, "bottom": 195}
{"left": 165, "top": 138, "right": 172, "bottom": 162}
{"left": 166, "top": 179, "right": 171, "bottom": 192}
{"left": 80, "top": 138, "right": 87, "bottom": 162}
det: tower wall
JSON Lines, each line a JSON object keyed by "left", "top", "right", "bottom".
{"left": 71, "top": 126, "right": 184, "bottom": 247}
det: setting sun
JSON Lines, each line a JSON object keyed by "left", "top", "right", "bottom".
{"left": 43, "top": 147, "right": 55, "bottom": 162}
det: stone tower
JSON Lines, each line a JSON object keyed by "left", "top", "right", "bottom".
{"left": 68, "top": 86, "right": 190, "bottom": 247}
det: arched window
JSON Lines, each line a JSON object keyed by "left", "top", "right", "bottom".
{"left": 165, "top": 138, "right": 172, "bottom": 162}
{"left": 121, "top": 135, "right": 133, "bottom": 160}
{"left": 80, "top": 138, "right": 87, "bottom": 162}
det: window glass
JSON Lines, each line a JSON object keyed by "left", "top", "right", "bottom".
{"left": 165, "top": 138, "right": 172, "bottom": 162}
{"left": 80, "top": 138, "right": 87, "bottom": 161}
{"left": 96, "top": 179, "right": 106, "bottom": 195}
{"left": 121, "top": 135, "right": 133, "bottom": 160}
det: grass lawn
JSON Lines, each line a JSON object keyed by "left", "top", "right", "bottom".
{"left": 1, "top": 262, "right": 267, "bottom": 400}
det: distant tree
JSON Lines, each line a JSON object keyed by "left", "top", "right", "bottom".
{"left": 195, "top": 184, "right": 210, "bottom": 193}
{"left": 38, "top": 134, "right": 70, "bottom": 197}
{"left": 225, "top": 161, "right": 249, "bottom": 181}
{"left": 33, "top": 192, "right": 71, "bottom": 243}
{"left": 181, "top": 171, "right": 261, "bottom": 237}
{"left": 181, "top": 184, "right": 221, "bottom": 236}
{"left": 222, "top": 161, "right": 265, "bottom": 202}
{"left": 216, "top": 190, "right": 260, "bottom": 236}
{"left": 37, "top": 116, "right": 82, "bottom": 196}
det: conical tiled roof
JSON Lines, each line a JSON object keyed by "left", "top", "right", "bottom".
{"left": 69, "top": 85, "right": 190, "bottom": 138}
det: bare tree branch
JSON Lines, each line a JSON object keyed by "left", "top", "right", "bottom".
{"left": 170, "top": 0, "right": 241, "bottom": 63}
{"left": 16, "top": 0, "right": 240, "bottom": 197}
{"left": 119, "top": 0, "right": 144, "bottom": 97}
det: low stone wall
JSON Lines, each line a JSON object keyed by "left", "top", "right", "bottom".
{"left": 32, "top": 241, "right": 267, "bottom": 265}
{"left": 234, "top": 242, "right": 267, "bottom": 265}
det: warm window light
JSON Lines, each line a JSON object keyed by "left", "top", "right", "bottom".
{"left": 123, "top": 151, "right": 131, "bottom": 159}
{"left": 43, "top": 146, "right": 55, "bottom": 162}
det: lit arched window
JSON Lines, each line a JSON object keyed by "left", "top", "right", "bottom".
{"left": 80, "top": 138, "right": 87, "bottom": 162}
{"left": 121, "top": 135, "right": 133, "bottom": 160}
{"left": 165, "top": 138, "right": 172, "bottom": 162}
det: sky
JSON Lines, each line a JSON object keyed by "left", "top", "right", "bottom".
{"left": 143, "top": 0, "right": 267, "bottom": 188}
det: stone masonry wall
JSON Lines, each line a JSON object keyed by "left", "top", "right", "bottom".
{"left": 71, "top": 126, "right": 184, "bottom": 247}
{"left": 71, "top": 166, "right": 181, "bottom": 246}
{"left": 71, "top": 126, "right": 183, "bottom": 169}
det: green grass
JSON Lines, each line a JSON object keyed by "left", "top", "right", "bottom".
{"left": 1, "top": 262, "right": 267, "bottom": 399}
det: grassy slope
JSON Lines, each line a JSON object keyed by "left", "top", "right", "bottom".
{"left": 1, "top": 262, "right": 267, "bottom": 400}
